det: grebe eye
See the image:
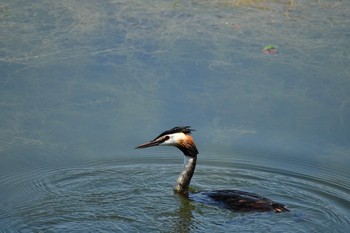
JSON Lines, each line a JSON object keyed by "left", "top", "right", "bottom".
{"left": 164, "top": 136, "right": 170, "bottom": 140}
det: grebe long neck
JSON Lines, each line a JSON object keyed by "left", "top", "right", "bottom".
{"left": 174, "top": 155, "right": 197, "bottom": 194}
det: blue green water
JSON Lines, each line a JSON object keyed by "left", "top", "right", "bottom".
{"left": 1, "top": 0, "right": 350, "bottom": 232}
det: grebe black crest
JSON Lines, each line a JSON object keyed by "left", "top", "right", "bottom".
{"left": 135, "top": 126, "right": 289, "bottom": 213}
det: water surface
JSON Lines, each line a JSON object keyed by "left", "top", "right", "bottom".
{"left": 1, "top": 0, "right": 350, "bottom": 232}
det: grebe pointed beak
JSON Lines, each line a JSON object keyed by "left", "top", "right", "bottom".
{"left": 135, "top": 137, "right": 165, "bottom": 149}
{"left": 135, "top": 140, "right": 160, "bottom": 149}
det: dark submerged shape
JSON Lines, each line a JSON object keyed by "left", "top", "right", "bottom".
{"left": 135, "top": 126, "right": 289, "bottom": 213}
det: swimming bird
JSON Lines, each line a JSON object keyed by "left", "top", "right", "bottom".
{"left": 135, "top": 126, "right": 289, "bottom": 213}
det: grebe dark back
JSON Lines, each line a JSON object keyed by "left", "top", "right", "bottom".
{"left": 135, "top": 126, "right": 289, "bottom": 213}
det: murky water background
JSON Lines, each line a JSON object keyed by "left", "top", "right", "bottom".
{"left": 1, "top": 0, "right": 350, "bottom": 232}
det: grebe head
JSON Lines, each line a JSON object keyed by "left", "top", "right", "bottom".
{"left": 135, "top": 126, "right": 199, "bottom": 157}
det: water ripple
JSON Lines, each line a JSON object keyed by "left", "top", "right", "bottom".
{"left": 195, "top": 153, "right": 350, "bottom": 232}
{"left": 0, "top": 153, "right": 349, "bottom": 232}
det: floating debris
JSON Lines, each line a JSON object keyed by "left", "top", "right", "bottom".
{"left": 262, "top": 45, "right": 278, "bottom": 54}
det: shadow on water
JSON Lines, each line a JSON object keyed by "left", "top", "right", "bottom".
{"left": 1, "top": 0, "right": 350, "bottom": 232}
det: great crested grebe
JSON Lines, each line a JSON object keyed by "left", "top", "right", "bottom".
{"left": 135, "top": 126, "right": 289, "bottom": 213}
